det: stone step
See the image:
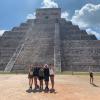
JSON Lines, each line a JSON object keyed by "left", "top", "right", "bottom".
{"left": 62, "top": 40, "right": 100, "bottom": 47}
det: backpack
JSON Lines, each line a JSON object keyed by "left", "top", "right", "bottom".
{"left": 39, "top": 68, "right": 44, "bottom": 77}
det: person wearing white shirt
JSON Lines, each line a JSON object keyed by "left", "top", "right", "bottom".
{"left": 49, "top": 64, "right": 55, "bottom": 92}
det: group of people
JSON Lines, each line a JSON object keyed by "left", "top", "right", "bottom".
{"left": 28, "top": 64, "right": 55, "bottom": 92}
{"left": 27, "top": 63, "right": 94, "bottom": 93}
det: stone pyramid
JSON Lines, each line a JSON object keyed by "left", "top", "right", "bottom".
{"left": 0, "top": 8, "right": 100, "bottom": 72}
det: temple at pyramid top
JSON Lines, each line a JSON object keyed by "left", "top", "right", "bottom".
{"left": 36, "top": 8, "right": 61, "bottom": 19}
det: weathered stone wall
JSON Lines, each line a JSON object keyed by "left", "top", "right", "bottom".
{"left": 59, "top": 19, "right": 100, "bottom": 72}
{"left": 0, "top": 21, "right": 31, "bottom": 71}
{"left": 61, "top": 40, "right": 100, "bottom": 71}
{"left": 12, "top": 22, "right": 55, "bottom": 72}
{"left": 0, "top": 8, "right": 100, "bottom": 72}
{"left": 36, "top": 8, "right": 61, "bottom": 20}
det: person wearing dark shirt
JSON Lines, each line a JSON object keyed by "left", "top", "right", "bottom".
{"left": 36, "top": 65, "right": 40, "bottom": 80}
{"left": 89, "top": 71, "right": 94, "bottom": 84}
{"left": 33, "top": 64, "right": 39, "bottom": 90}
{"left": 38, "top": 65, "right": 44, "bottom": 91}
{"left": 44, "top": 64, "right": 50, "bottom": 91}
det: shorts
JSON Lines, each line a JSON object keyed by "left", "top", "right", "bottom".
{"left": 39, "top": 76, "right": 44, "bottom": 80}
{"left": 90, "top": 76, "right": 93, "bottom": 78}
{"left": 50, "top": 75, "right": 54, "bottom": 77}
{"left": 44, "top": 76, "right": 49, "bottom": 81}
{"left": 33, "top": 73, "right": 38, "bottom": 77}
{"left": 33, "top": 74, "right": 38, "bottom": 77}
{"left": 29, "top": 75, "right": 33, "bottom": 79}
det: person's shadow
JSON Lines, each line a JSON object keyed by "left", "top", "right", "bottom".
{"left": 26, "top": 88, "right": 57, "bottom": 94}
{"left": 91, "top": 83, "right": 99, "bottom": 87}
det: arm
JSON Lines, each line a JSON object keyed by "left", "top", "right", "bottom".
{"left": 28, "top": 66, "right": 31, "bottom": 78}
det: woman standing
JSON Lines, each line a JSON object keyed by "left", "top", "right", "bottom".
{"left": 49, "top": 64, "right": 55, "bottom": 92}
{"left": 28, "top": 64, "right": 33, "bottom": 90}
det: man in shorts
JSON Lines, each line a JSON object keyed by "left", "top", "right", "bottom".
{"left": 44, "top": 64, "right": 50, "bottom": 91}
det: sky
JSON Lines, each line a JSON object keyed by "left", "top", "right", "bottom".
{"left": 0, "top": 0, "right": 100, "bottom": 39}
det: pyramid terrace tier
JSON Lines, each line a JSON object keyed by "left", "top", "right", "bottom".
{"left": 0, "top": 8, "right": 100, "bottom": 72}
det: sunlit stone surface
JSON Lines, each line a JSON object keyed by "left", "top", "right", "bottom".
{"left": 0, "top": 8, "right": 100, "bottom": 72}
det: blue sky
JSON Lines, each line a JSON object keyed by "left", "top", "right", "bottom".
{"left": 0, "top": 0, "right": 100, "bottom": 39}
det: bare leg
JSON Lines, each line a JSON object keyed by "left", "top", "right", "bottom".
{"left": 29, "top": 78, "right": 33, "bottom": 90}
{"left": 41, "top": 80, "right": 43, "bottom": 89}
{"left": 40, "top": 80, "right": 41, "bottom": 89}
{"left": 30, "top": 78, "right": 33, "bottom": 88}
{"left": 45, "top": 81, "right": 48, "bottom": 88}
{"left": 50, "top": 76, "right": 54, "bottom": 89}
{"left": 90, "top": 77, "right": 91, "bottom": 84}
{"left": 34, "top": 77, "right": 37, "bottom": 89}
{"left": 92, "top": 77, "right": 94, "bottom": 84}
{"left": 29, "top": 79, "right": 31, "bottom": 87}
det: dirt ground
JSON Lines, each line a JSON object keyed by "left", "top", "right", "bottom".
{"left": 0, "top": 74, "right": 100, "bottom": 100}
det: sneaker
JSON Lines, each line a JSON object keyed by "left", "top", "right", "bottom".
{"left": 30, "top": 87, "right": 32, "bottom": 90}
{"left": 33, "top": 87, "right": 37, "bottom": 90}
{"left": 45, "top": 87, "right": 49, "bottom": 91}
{"left": 36, "top": 85, "right": 40, "bottom": 89}
{"left": 50, "top": 88, "right": 55, "bottom": 93}
{"left": 39, "top": 88, "right": 43, "bottom": 92}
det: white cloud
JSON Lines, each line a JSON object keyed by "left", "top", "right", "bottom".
{"left": 26, "top": 13, "right": 36, "bottom": 19}
{"left": 61, "top": 11, "right": 69, "bottom": 20}
{"left": 72, "top": 3, "right": 100, "bottom": 28}
{"left": 0, "top": 30, "right": 5, "bottom": 36}
{"left": 26, "top": 0, "right": 58, "bottom": 19}
{"left": 41, "top": 0, "right": 70, "bottom": 22}
{"left": 41, "top": 0, "right": 58, "bottom": 8}
{"left": 86, "top": 28, "right": 100, "bottom": 39}
{"left": 25, "top": 2, "right": 100, "bottom": 39}
{"left": 71, "top": 3, "right": 100, "bottom": 39}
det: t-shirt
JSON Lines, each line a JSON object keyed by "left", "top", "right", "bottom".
{"left": 90, "top": 72, "right": 93, "bottom": 77}
{"left": 44, "top": 68, "right": 49, "bottom": 77}
{"left": 39, "top": 68, "right": 44, "bottom": 77}
{"left": 49, "top": 68, "right": 54, "bottom": 75}
{"left": 29, "top": 68, "right": 33, "bottom": 75}
{"left": 37, "top": 67, "right": 40, "bottom": 76}
{"left": 33, "top": 67, "right": 38, "bottom": 76}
